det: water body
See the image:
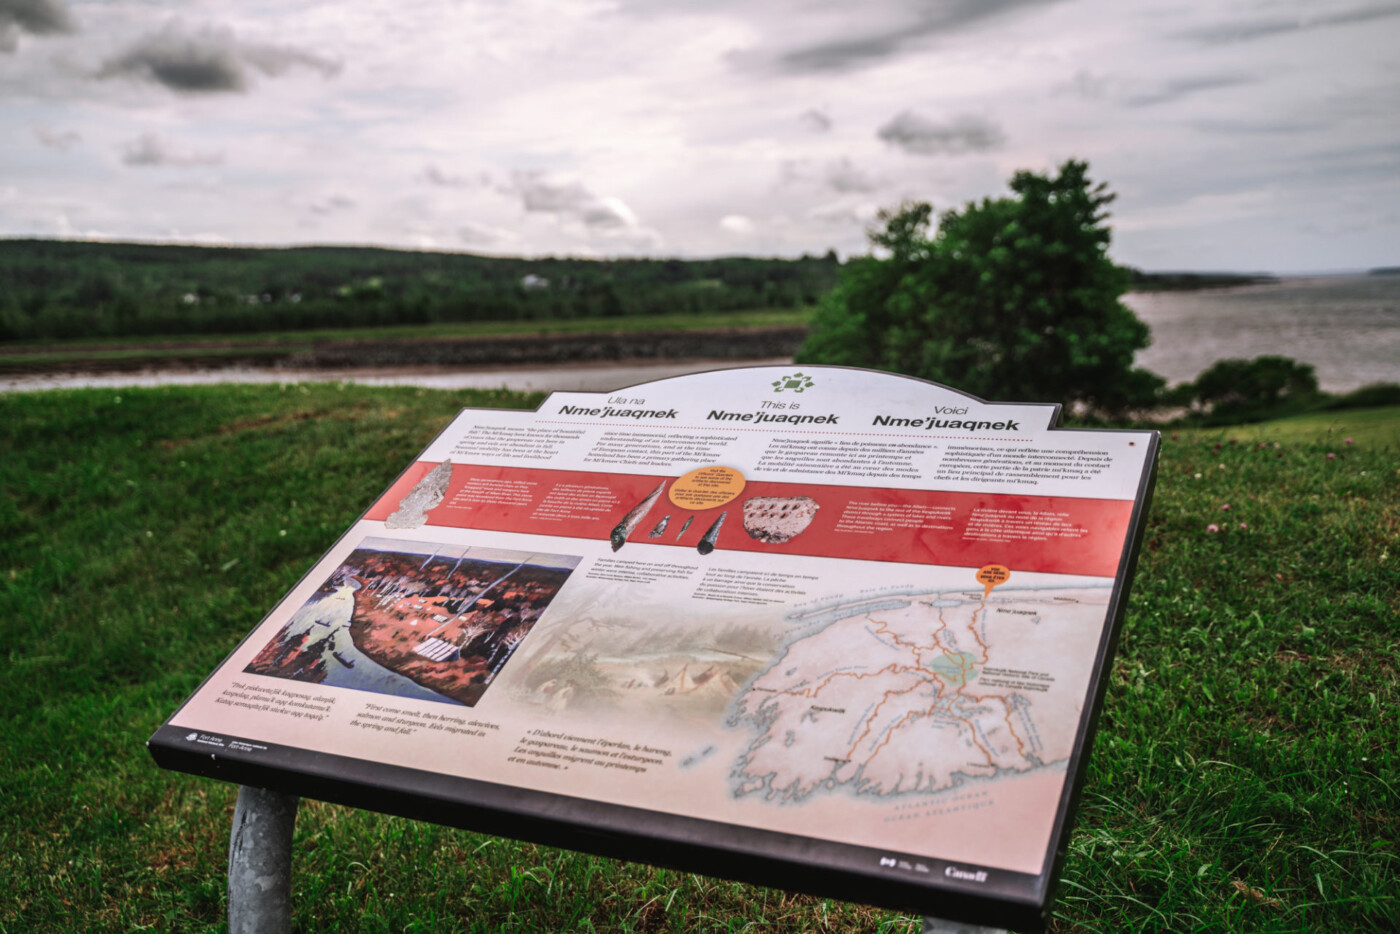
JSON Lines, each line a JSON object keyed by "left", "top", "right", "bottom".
{"left": 281, "top": 585, "right": 459, "bottom": 705}
{"left": 1125, "top": 275, "right": 1400, "bottom": 392}
{"left": 3, "top": 277, "right": 1396, "bottom": 394}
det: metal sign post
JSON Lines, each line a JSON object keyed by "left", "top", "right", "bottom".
{"left": 227, "top": 786, "right": 298, "bottom": 934}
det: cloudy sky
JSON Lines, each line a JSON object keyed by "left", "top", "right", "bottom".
{"left": 2, "top": 0, "right": 1396, "bottom": 272}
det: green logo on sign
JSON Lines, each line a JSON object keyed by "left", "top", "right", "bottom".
{"left": 772, "top": 372, "right": 814, "bottom": 393}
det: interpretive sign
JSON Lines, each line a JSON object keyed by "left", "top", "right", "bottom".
{"left": 149, "top": 365, "right": 1158, "bottom": 932}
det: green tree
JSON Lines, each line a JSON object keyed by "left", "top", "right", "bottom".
{"left": 797, "top": 160, "right": 1163, "bottom": 411}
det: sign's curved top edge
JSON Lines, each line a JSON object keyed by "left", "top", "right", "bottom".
{"left": 545, "top": 362, "right": 1063, "bottom": 413}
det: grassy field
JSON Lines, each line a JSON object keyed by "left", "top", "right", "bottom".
{"left": 1, "top": 386, "right": 1396, "bottom": 933}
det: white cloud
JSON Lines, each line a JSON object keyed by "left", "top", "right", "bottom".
{"left": 825, "top": 158, "right": 880, "bottom": 193}
{"left": 305, "top": 193, "right": 354, "bottom": 215}
{"left": 514, "top": 172, "right": 640, "bottom": 232}
{"left": 32, "top": 123, "right": 80, "bottom": 150}
{"left": 719, "top": 214, "right": 754, "bottom": 235}
{"left": 457, "top": 220, "right": 519, "bottom": 247}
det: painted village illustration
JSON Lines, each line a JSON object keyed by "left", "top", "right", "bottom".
{"left": 248, "top": 463, "right": 825, "bottom": 710}
{"left": 245, "top": 539, "right": 580, "bottom": 706}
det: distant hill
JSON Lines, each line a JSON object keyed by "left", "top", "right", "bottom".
{"left": 0, "top": 237, "right": 1286, "bottom": 344}
{"left": 1368, "top": 266, "right": 1400, "bottom": 276}
{"left": 0, "top": 239, "right": 842, "bottom": 342}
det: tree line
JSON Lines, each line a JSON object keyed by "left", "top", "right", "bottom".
{"left": 0, "top": 241, "right": 843, "bottom": 341}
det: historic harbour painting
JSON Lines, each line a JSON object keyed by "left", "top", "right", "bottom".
{"left": 245, "top": 538, "right": 580, "bottom": 705}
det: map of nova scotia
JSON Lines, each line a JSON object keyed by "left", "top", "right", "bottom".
{"left": 730, "top": 585, "right": 1107, "bottom": 802}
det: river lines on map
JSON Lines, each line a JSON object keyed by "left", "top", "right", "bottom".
{"left": 727, "top": 582, "right": 1113, "bottom": 803}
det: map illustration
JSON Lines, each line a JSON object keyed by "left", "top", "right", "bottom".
{"left": 728, "top": 585, "right": 1111, "bottom": 802}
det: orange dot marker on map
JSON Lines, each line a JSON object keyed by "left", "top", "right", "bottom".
{"left": 670, "top": 465, "right": 746, "bottom": 511}
{"left": 976, "top": 564, "right": 1010, "bottom": 599}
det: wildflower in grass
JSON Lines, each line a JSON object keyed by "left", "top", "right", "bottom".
{"left": 1206, "top": 524, "right": 1220, "bottom": 533}
{"left": 1345, "top": 437, "right": 1353, "bottom": 445}
{"left": 1219, "top": 463, "right": 1226, "bottom": 470}
{"left": 1327, "top": 453, "right": 1337, "bottom": 460}
{"left": 1220, "top": 504, "right": 1231, "bottom": 511}
{"left": 1239, "top": 523, "right": 1248, "bottom": 530}
{"left": 1194, "top": 472, "right": 1202, "bottom": 479}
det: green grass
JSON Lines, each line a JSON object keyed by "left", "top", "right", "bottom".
{"left": 1, "top": 387, "right": 1396, "bottom": 932}
{"left": 1180, "top": 406, "right": 1400, "bottom": 448}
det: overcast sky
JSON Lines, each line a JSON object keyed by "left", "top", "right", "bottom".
{"left": 2, "top": 0, "right": 1396, "bottom": 272}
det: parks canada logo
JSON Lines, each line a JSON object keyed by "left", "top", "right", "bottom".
{"left": 771, "top": 372, "right": 814, "bottom": 393}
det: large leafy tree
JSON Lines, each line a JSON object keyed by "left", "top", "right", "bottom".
{"left": 797, "top": 160, "right": 1163, "bottom": 411}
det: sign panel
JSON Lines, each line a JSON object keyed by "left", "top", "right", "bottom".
{"left": 149, "top": 365, "right": 1158, "bottom": 932}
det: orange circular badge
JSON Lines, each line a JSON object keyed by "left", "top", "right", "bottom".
{"left": 669, "top": 465, "right": 746, "bottom": 511}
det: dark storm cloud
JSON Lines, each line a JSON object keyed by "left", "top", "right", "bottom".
{"left": 514, "top": 172, "right": 634, "bottom": 230}
{"left": 120, "top": 132, "right": 222, "bottom": 167}
{"left": 1177, "top": 4, "right": 1400, "bottom": 45}
{"left": 776, "top": 0, "right": 1063, "bottom": 73}
{"left": 1123, "top": 74, "right": 1253, "bottom": 108}
{"left": 0, "top": 0, "right": 74, "bottom": 52}
{"left": 877, "top": 111, "right": 1004, "bottom": 156}
{"left": 97, "top": 23, "right": 340, "bottom": 93}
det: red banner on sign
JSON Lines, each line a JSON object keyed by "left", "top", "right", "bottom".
{"left": 366, "top": 463, "right": 1133, "bottom": 577}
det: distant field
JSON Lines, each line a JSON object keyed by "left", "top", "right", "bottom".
{"left": 1, "top": 386, "right": 1395, "bottom": 932}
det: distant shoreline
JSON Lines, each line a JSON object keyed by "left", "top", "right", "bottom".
{"left": 0, "top": 325, "right": 807, "bottom": 377}
{"left": 1124, "top": 270, "right": 1277, "bottom": 292}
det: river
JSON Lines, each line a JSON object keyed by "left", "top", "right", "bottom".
{"left": 278, "top": 584, "right": 462, "bottom": 705}
{"left": 1123, "top": 275, "right": 1400, "bottom": 392}
{"left": 3, "top": 276, "right": 1396, "bottom": 395}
